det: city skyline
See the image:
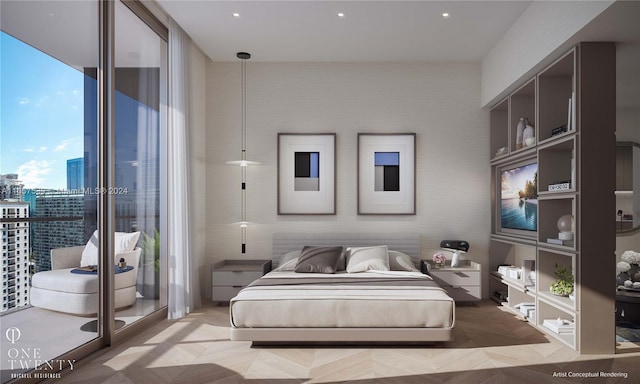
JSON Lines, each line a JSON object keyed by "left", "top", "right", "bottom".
{"left": 0, "top": 31, "right": 84, "bottom": 190}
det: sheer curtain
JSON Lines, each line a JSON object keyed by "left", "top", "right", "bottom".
{"left": 167, "top": 18, "right": 197, "bottom": 319}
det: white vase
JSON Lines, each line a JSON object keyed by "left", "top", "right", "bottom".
{"left": 515, "top": 117, "right": 525, "bottom": 150}
{"left": 523, "top": 119, "right": 535, "bottom": 147}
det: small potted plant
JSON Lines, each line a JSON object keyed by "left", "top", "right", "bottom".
{"left": 550, "top": 263, "right": 574, "bottom": 296}
{"left": 141, "top": 229, "right": 160, "bottom": 299}
{"left": 433, "top": 252, "right": 446, "bottom": 269}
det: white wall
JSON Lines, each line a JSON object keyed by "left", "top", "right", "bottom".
{"left": 481, "top": 0, "right": 613, "bottom": 107}
{"left": 204, "top": 61, "right": 491, "bottom": 298}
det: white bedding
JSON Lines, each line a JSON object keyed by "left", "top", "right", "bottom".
{"left": 230, "top": 271, "right": 455, "bottom": 329}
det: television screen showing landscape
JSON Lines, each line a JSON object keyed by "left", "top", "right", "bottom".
{"left": 501, "top": 163, "right": 538, "bottom": 232}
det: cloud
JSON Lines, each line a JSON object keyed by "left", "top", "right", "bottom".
{"left": 18, "top": 97, "right": 30, "bottom": 105}
{"left": 54, "top": 138, "right": 76, "bottom": 152}
{"left": 15, "top": 160, "right": 53, "bottom": 188}
{"left": 34, "top": 96, "right": 49, "bottom": 108}
{"left": 25, "top": 147, "right": 47, "bottom": 153}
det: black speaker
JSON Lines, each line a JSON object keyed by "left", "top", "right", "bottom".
{"left": 440, "top": 240, "right": 469, "bottom": 252}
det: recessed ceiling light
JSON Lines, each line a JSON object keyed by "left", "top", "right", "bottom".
{"left": 337, "top": 12, "right": 346, "bottom": 18}
{"left": 232, "top": 12, "right": 240, "bottom": 18}
{"left": 442, "top": 12, "right": 450, "bottom": 18}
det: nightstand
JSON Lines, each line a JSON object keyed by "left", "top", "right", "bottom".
{"left": 211, "top": 259, "right": 271, "bottom": 303}
{"left": 421, "top": 260, "right": 481, "bottom": 302}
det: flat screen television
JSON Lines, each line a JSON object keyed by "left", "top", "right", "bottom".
{"left": 498, "top": 159, "right": 538, "bottom": 237}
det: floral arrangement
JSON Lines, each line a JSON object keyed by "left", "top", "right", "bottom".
{"left": 621, "top": 250, "right": 640, "bottom": 265}
{"left": 617, "top": 250, "right": 640, "bottom": 289}
{"left": 432, "top": 252, "right": 446, "bottom": 267}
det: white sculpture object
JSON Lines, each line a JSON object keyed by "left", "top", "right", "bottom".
{"left": 516, "top": 117, "right": 525, "bottom": 150}
{"left": 557, "top": 214, "right": 574, "bottom": 241}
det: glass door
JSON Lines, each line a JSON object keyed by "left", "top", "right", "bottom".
{"left": 113, "top": 0, "right": 168, "bottom": 323}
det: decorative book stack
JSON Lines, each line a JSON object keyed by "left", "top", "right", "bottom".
{"left": 547, "top": 238, "right": 574, "bottom": 247}
{"left": 548, "top": 181, "right": 571, "bottom": 192}
{"left": 551, "top": 124, "right": 568, "bottom": 137}
{"left": 543, "top": 319, "right": 575, "bottom": 334}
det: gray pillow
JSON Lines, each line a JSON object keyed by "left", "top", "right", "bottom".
{"left": 294, "top": 246, "right": 344, "bottom": 274}
{"left": 336, "top": 250, "right": 347, "bottom": 271}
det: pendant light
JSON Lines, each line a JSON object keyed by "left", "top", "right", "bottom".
{"left": 226, "top": 52, "right": 259, "bottom": 254}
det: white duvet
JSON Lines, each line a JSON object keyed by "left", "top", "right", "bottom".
{"left": 230, "top": 271, "right": 455, "bottom": 329}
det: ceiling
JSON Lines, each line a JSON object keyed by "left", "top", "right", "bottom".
{"left": 1, "top": 0, "right": 163, "bottom": 69}
{"left": 1, "top": 0, "right": 637, "bottom": 108}
{"left": 156, "top": 0, "right": 532, "bottom": 62}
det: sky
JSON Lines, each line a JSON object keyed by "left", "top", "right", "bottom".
{"left": 0, "top": 31, "right": 84, "bottom": 190}
{"left": 501, "top": 162, "right": 537, "bottom": 200}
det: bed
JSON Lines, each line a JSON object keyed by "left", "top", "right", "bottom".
{"left": 229, "top": 232, "right": 455, "bottom": 343}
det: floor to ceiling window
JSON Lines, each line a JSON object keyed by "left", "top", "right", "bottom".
{"left": 0, "top": 1, "right": 167, "bottom": 381}
{"left": 0, "top": 1, "right": 100, "bottom": 381}
{"left": 113, "top": 0, "right": 168, "bottom": 315}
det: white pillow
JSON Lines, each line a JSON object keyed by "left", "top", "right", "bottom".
{"left": 388, "top": 250, "right": 419, "bottom": 271}
{"left": 274, "top": 258, "right": 299, "bottom": 271}
{"left": 273, "top": 250, "right": 301, "bottom": 271}
{"left": 346, "top": 245, "right": 390, "bottom": 273}
{"left": 80, "top": 231, "right": 141, "bottom": 267}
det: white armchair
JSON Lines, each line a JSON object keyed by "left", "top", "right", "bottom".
{"left": 30, "top": 246, "right": 141, "bottom": 316}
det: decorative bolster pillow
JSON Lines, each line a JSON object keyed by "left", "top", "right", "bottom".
{"left": 346, "top": 245, "right": 390, "bottom": 273}
{"left": 294, "top": 246, "right": 344, "bottom": 274}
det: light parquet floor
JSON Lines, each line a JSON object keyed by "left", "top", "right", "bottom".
{"left": 57, "top": 301, "right": 640, "bottom": 384}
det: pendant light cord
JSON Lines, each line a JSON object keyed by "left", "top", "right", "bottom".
{"left": 241, "top": 57, "right": 247, "bottom": 161}
{"left": 237, "top": 52, "right": 250, "bottom": 253}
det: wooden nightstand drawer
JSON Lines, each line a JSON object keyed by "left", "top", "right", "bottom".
{"left": 212, "top": 270, "right": 264, "bottom": 286}
{"left": 441, "top": 285, "right": 481, "bottom": 302}
{"left": 430, "top": 270, "right": 480, "bottom": 286}
{"left": 211, "top": 259, "right": 271, "bottom": 303}
{"left": 421, "top": 260, "right": 482, "bottom": 302}
{"left": 212, "top": 286, "right": 244, "bottom": 302}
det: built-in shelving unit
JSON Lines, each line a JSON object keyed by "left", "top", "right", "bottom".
{"left": 488, "top": 239, "right": 536, "bottom": 322}
{"left": 537, "top": 194, "right": 577, "bottom": 251}
{"left": 488, "top": 43, "right": 616, "bottom": 354}
{"left": 510, "top": 78, "right": 537, "bottom": 155}
{"left": 490, "top": 98, "right": 509, "bottom": 161}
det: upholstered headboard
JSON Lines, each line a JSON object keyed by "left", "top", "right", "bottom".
{"left": 272, "top": 232, "right": 421, "bottom": 267}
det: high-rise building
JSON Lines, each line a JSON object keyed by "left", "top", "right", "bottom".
{"left": 1, "top": 201, "right": 30, "bottom": 313}
{"left": 67, "top": 157, "right": 84, "bottom": 191}
{"left": 28, "top": 189, "right": 85, "bottom": 272}
{"left": 0, "top": 174, "right": 24, "bottom": 200}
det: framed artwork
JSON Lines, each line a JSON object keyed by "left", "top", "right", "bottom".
{"left": 358, "top": 133, "right": 416, "bottom": 215}
{"left": 278, "top": 133, "right": 336, "bottom": 214}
